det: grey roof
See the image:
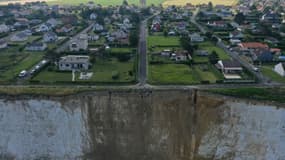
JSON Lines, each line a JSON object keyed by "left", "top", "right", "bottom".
{"left": 222, "top": 60, "right": 242, "bottom": 68}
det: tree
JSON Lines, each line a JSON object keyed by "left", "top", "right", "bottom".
{"left": 129, "top": 30, "right": 139, "bottom": 47}
{"left": 180, "top": 37, "right": 194, "bottom": 55}
{"left": 234, "top": 13, "right": 245, "bottom": 25}
{"left": 209, "top": 51, "right": 219, "bottom": 64}
{"left": 208, "top": 2, "right": 213, "bottom": 11}
{"left": 122, "top": 0, "right": 128, "bottom": 6}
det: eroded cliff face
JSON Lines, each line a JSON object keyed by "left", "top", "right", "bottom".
{"left": 0, "top": 90, "right": 284, "bottom": 160}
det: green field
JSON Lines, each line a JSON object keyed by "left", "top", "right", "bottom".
{"left": 198, "top": 41, "right": 230, "bottom": 60}
{"left": 47, "top": 0, "right": 165, "bottom": 6}
{"left": 148, "top": 36, "right": 180, "bottom": 47}
{"left": 149, "top": 64, "right": 200, "bottom": 84}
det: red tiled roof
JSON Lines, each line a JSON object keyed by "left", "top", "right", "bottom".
{"left": 240, "top": 42, "right": 269, "bottom": 49}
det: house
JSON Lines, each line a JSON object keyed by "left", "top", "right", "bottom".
{"left": 90, "top": 13, "right": 97, "bottom": 20}
{"left": 229, "top": 31, "right": 244, "bottom": 39}
{"left": 93, "top": 23, "right": 104, "bottom": 32}
{"left": 238, "top": 42, "right": 269, "bottom": 51}
{"left": 10, "top": 32, "right": 28, "bottom": 42}
{"left": 261, "top": 12, "right": 281, "bottom": 23}
{"left": 46, "top": 18, "right": 60, "bottom": 28}
{"left": 274, "top": 63, "right": 285, "bottom": 76}
{"left": 216, "top": 60, "right": 243, "bottom": 79}
{"left": 43, "top": 32, "right": 58, "bottom": 42}
{"left": 57, "top": 24, "right": 74, "bottom": 33}
{"left": 25, "top": 42, "right": 47, "bottom": 51}
{"left": 161, "top": 49, "right": 172, "bottom": 56}
{"left": 37, "top": 24, "right": 51, "bottom": 32}
{"left": 230, "top": 39, "right": 241, "bottom": 45}
{"left": 58, "top": 55, "right": 90, "bottom": 71}
{"left": 254, "top": 49, "right": 273, "bottom": 62}
{"left": 0, "top": 40, "right": 7, "bottom": 49}
{"left": 151, "top": 23, "right": 161, "bottom": 32}
{"left": 69, "top": 34, "right": 88, "bottom": 51}
{"left": 88, "top": 34, "right": 99, "bottom": 41}
{"left": 196, "top": 50, "right": 209, "bottom": 56}
{"left": 0, "top": 24, "right": 10, "bottom": 33}
{"left": 171, "top": 50, "right": 191, "bottom": 62}
{"left": 207, "top": 21, "right": 227, "bottom": 28}
{"left": 189, "top": 33, "right": 204, "bottom": 42}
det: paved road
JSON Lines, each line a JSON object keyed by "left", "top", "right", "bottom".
{"left": 138, "top": 20, "right": 147, "bottom": 85}
{"left": 56, "top": 23, "right": 94, "bottom": 53}
{"left": 190, "top": 8, "right": 206, "bottom": 34}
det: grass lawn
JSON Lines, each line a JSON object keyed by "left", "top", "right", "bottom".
{"left": 261, "top": 65, "right": 285, "bottom": 83}
{"left": 148, "top": 35, "right": 180, "bottom": 47}
{"left": 210, "top": 87, "right": 285, "bottom": 103}
{"left": 33, "top": 70, "right": 72, "bottom": 82}
{"left": 199, "top": 41, "right": 230, "bottom": 60}
{"left": 149, "top": 64, "right": 200, "bottom": 84}
{"left": 193, "top": 55, "right": 209, "bottom": 63}
{"left": 110, "top": 47, "right": 135, "bottom": 54}
{"left": 193, "top": 64, "right": 223, "bottom": 83}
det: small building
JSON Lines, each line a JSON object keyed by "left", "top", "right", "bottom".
{"left": 57, "top": 24, "right": 74, "bottom": 33}
{"left": 25, "top": 42, "right": 47, "bottom": 51}
{"left": 37, "top": 24, "right": 51, "bottom": 32}
{"left": 171, "top": 50, "right": 191, "bottom": 62}
{"left": 90, "top": 13, "right": 97, "bottom": 20}
{"left": 229, "top": 31, "right": 244, "bottom": 39}
{"left": 43, "top": 32, "right": 58, "bottom": 42}
{"left": 69, "top": 34, "right": 88, "bottom": 51}
{"left": 0, "top": 40, "right": 7, "bottom": 49}
{"left": 161, "top": 49, "right": 172, "bottom": 56}
{"left": 58, "top": 55, "right": 90, "bottom": 71}
{"left": 274, "top": 63, "right": 285, "bottom": 76}
{"left": 0, "top": 24, "right": 10, "bottom": 33}
{"left": 189, "top": 33, "right": 204, "bottom": 42}
{"left": 216, "top": 60, "right": 243, "bottom": 79}
{"left": 10, "top": 32, "right": 28, "bottom": 42}
{"left": 196, "top": 50, "right": 209, "bottom": 56}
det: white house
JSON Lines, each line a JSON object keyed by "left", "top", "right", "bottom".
{"left": 88, "top": 34, "right": 99, "bottom": 41}
{"left": 0, "top": 24, "right": 10, "bottom": 33}
{"left": 93, "top": 23, "right": 104, "bottom": 32}
{"left": 69, "top": 34, "right": 88, "bottom": 51}
{"left": 190, "top": 33, "right": 204, "bottom": 42}
{"left": 46, "top": 18, "right": 59, "bottom": 28}
{"left": 37, "top": 24, "right": 50, "bottom": 32}
{"left": 90, "top": 13, "right": 97, "bottom": 20}
{"left": 171, "top": 50, "right": 191, "bottom": 62}
{"left": 58, "top": 55, "right": 90, "bottom": 71}
{"left": 0, "top": 40, "right": 7, "bottom": 49}
{"left": 216, "top": 60, "right": 243, "bottom": 79}
{"left": 25, "top": 42, "right": 47, "bottom": 51}
{"left": 10, "top": 32, "right": 28, "bottom": 42}
{"left": 274, "top": 63, "right": 285, "bottom": 76}
{"left": 43, "top": 32, "right": 58, "bottom": 42}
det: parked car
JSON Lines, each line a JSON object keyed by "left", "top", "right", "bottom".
{"left": 18, "top": 70, "right": 28, "bottom": 78}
